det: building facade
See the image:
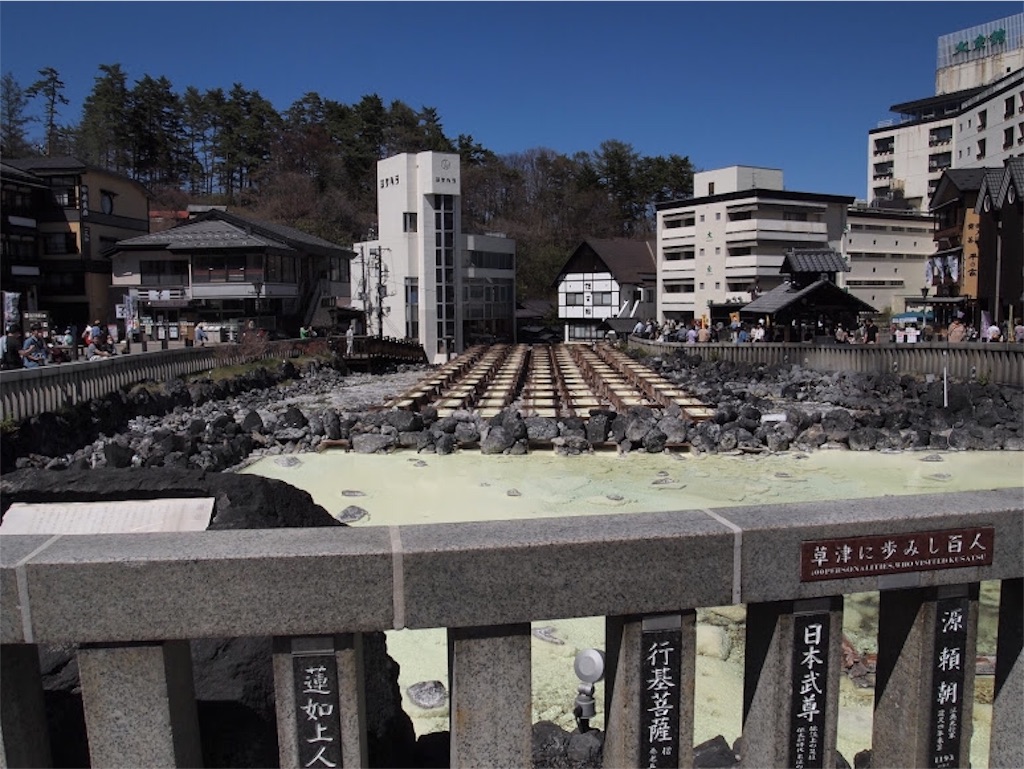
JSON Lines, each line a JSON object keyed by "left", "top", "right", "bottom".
{"left": 1, "top": 157, "right": 150, "bottom": 332}
{"left": 866, "top": 13, "right": 1023, "bottom": 210}
{"left": 655, "top": 167, "right": 852, "bottom": 325}
{"left": 110, "top": 208, "right": 353, "bottom": 341}
{"left": 553, "top": 238, "right": 656, "bottom": 341}
{"left": 842, "top": 204, "right": 937, "bottom": 315}
{"left": 352, "top": 151, "right": 516, "bottom": 364}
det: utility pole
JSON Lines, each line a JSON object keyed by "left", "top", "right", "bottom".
{"left": 375, "top": 246, "right": 385, "bottom": 339}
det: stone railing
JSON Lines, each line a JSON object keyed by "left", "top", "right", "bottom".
{"left": 0, "top": 342, "right": 304, "bottom": 424}
{"left": 2, "top": 490, "right": 1021, "bottom": 767}
{"left": 628, "top": 338, "right": 1024, "bottom": 388}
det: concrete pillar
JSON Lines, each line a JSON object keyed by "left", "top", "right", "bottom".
{"left": 602, "top": 612, "right": 696, "bottom": 769}
{"left": 273, "top": 635, "right": 367, "bottom": 769}
{"left": 78, "top": 640, "right": 202, "bottom": 768}
{"left": 873, "top": 584, "right": 978, "bottom": 768}
{"left": 0, "top": 643, "right": 52, "bottom": 768}
{"left": 740, "top": 597, "right": 842, "bottom": 768}
{"left": 448, "top": 623, "right": 531, "bottom": 768}
{"left": 990, "top": 578, "right": 1023, "bottom": 768}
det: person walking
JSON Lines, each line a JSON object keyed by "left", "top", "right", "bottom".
{"left": 1, "top": 325, "right": 23, "bottom": 370}
{"left": 345, "top": 324, "right": 355, "bottom": 356}
{"left": 21, "top": 324, "right": 49, "bottom": 367}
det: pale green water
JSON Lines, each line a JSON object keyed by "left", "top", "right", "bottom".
{"left": 242, "top": 448, "right": 1022, "bottom": 765}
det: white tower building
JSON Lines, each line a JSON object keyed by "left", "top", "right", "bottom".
{"left": 353, "top": 151, "right": 516, "bottom": 364}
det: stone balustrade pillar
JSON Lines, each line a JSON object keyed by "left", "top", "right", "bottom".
{"left": 989, "top": 577, "right": 1023, "bottom": 768}
{"left": 740, "top": 596, "right": 843, "bottom": 769}
{"left": 272, "top": 634, "right": 367, "bottom": 769}
{"left": 448, "top": 623, "right": 531, "bottom": 768}
{"left": 78, "top": 640, "right": 202, "bottom": 768}
{"left": 872, "top": 583, "right": 979, "bottom": 768}
{"left": 0, "top": 643, "right": 52, "bottom": 768}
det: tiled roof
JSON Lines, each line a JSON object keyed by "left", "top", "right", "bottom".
{"left": 783, "top": 248, "right": 849, "bottom": 274}
{"left": 0, "top": 161, "right": 48, "bottom": 187}
{"left": 204, "top": 209, "right": 349, "bottom": 253}
{"left": 5, "top": 156, "right": 87, "bottom": 173}
{"left": 117, "top": 208, "right": 351, "bottom": 256}
{"left": 997, "top": 157, "right": 1024, "bottom": 207}
{"left": 581, "top": 238, "right": 656, "bottom": 285}
{"left": 116, "top": 218, "right": 293, "bottom": 251}
{"left": 941, "top": 168, "right": 990, "bottom": 193}
{"left": 743, "top": 279, "right": 876, "bottom": 316}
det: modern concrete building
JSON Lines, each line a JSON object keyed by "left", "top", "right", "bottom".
{"left": 866, "top": 13, "right": 1023, "bottom": 210}
{"left": 842, "top": 203, "right": 937, "bottom": 315}
{"left": 655, "top": 166, "right": 852, "bottom": 326}
{"left": 553, "top": 238, "right": 656, "bottom": 342}
{"left": 352, "top": 151, "right": 516, "bottom": 364}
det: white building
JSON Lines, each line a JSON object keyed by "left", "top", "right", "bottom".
{"left": 866, "top": 13, "right": 1023, "bottom": 210}
{"left": 655, "top": 166, "right": 851, "bottom": 325}
{"left": 352, "top": 151, "right": 516, "bottom": 364}
{"left": 842, "top": 204, "right": 937, "bottom": 315}
{"left": 553, "top": 238, "right": 656, "bottom": 342}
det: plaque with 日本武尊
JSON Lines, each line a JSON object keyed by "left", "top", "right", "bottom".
{"left": 800, "top": 526, "right": 994, "bottom": 582}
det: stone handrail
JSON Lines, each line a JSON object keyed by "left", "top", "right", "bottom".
{"left": 2, "top": 489, "right": 1021, "bottom": 767}
{"left": 0, "top": 346, "right": 271, "bottom": 424}
{"left": 628, "top": 338, "right": 1024, "bottom": 388}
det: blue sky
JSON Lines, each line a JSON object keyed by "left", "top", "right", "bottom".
{"left": 1, "top": 1, "right": 1018, "bottom": 200}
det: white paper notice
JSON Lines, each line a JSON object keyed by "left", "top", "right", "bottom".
{"left": 0, "top": 498, "right": 215, "bottom": 535}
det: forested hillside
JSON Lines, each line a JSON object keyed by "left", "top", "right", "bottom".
{"left": 2, "top": 65, "right": 695, "bottom": 300}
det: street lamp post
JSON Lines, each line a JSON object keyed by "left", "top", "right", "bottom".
{"left": 253, "top": 280, "right": 264, "bottom": 338}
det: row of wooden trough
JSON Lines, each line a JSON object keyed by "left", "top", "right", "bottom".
{"left": 384, "top": 343, "right": 715, "bottom": 422}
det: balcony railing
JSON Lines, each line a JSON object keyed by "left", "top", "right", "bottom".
{"left": 1, "top": 490, "right": 1020, "bottom": 767}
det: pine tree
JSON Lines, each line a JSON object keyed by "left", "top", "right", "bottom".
{"left": 0, "top": 72, "right": 35, "bottom": 157}
{"left": 25, "top": 67, "right": 69, "bottom": 156}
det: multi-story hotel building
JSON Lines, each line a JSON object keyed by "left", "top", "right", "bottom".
{"left": 867, "top": 13, "right": 1023, "bottom": 210}
{"left": 655, "top": 166, "right": 852, "bottom": 325}
{"left": 352, "top": 152, "right": 516, "bottom": 364}
{"left": 842, "top": 204, "right": 937, "bottom": 315}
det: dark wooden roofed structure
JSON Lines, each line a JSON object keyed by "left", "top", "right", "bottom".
{"left": 740, "top": 247, "right": 876, "bottom": 341}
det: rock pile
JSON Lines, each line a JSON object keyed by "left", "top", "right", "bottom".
{"left": 5, "top": 349, "right": 1020, "bottom": 474}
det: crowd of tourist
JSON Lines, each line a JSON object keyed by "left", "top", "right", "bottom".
{"left": 0, "top": 319, "right": 122, "bottom": 369}
{"left": 625, "top": 315, "right": 1024, "bottom": 346}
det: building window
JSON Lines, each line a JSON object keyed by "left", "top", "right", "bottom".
{"left": 140, "top": 260, "right": 189, "bottom": 286}
{"left": 564, "top": 292, "right": 584, "bottom": 306}
{"left": 715, "top": 212, "right": 721, "bottom": 220}
{"left": 708, "top": 182, "right": 715, "bottom": 195}
{"left": 43, "top": 233, "right": 77, "bottom": 255}
{"left": 977, "top": 109, "right": 987, "bottom": 130}
{"left": 1005, "top": 127, "right": 1015, "bottom": 150}
{"left": 1005, "top": 96, "right": 1015, "bottom": 119}
{"left": 977, "top": 138, "right": 986, "bottom": 159}
{"left": 699, "top": 214, "right": 705, "bottom": 223}
{"left": 403, "top": 212, "right": 417, "bottom": 232}
{"left": 715, "top": 247, "right": 721, "bottom": 255}
{"left": 783, "top": 211, "right": 808, "bottom": 221}
{"left": 593, "top": 292, "right": 613, "bottom": 306}
{"left": 699, "top": 248, "right": 705, "bottom": 256}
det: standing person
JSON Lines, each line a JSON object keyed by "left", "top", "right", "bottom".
{"left": 865, "top": 320, "right": 878, "bottom": 344}
{"left": 194, "top": 323, "right": 207, "bottom": 347}
{"left": 21, "top": 324, "right": 48, "bottom": 367}
{"left": 987, "top": 321, "right": 1002, "bottom": 342}
{"left": 835, "top": 325, "right": 848, "bottom": 344}
{"left": 947, "top": 318, "right": 966, "bottom": 343}
{"left": 1, "top": 325, "right": 23, "bottom": 370}
{"left": 631, "top": 318, "right": 644, "bottom": 338}
{"left": 1014, "top": 318, "right": 1024, "bottom": 344}
{"left": 345, "top": 324, "right": 355, "bottom": 356}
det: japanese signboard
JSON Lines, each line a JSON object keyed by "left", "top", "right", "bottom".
{"left": 293, "top": 653, "right": 343, "bottom": 768}
{"left": 789, "top": 613, "right": 831, "bottom": 768}
{"left": 640, "top": 618, "right": 682, "bottom": 769}
{"left": 929, "top": 595, "right": 969, "bottom": 768}
{"left": 800, "top": 527, "right": 993, "bottom": 582}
